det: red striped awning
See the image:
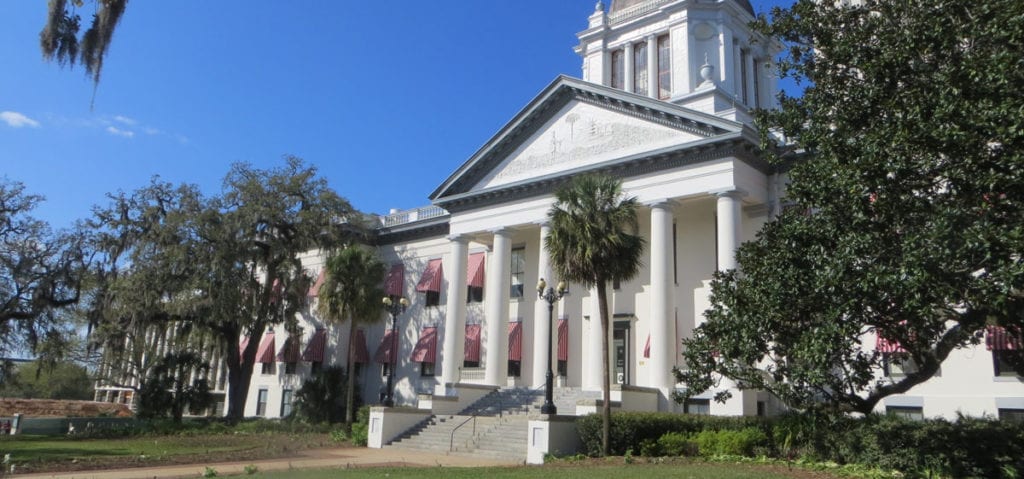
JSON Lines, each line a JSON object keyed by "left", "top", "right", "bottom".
{"left": 409, "top": 327, "right": 438, "bottom": 363}
{"left": 643, "top": 334, "right": 651, "bottom": 359}
{"left": 276, "top": 335, "right": 301, "bottom": 362}
{"left": 375, "top": 329, "right": 398, "bottom": 364}
{"left": 256, "top": 331, "right": 276, "bottom": 363}
{"left": 508, "top": 321, "right": 523, "bottom": 361}
{"left": 385, "top": 264, "right": 404, "bottom": 297}
{"left": 239, "top": 336, "right": 250, "bottom": 362}
{"left": 270, "top": 278, "right": 283, "bottom": 303}
{"left": 467, "top": 253, "right": 486, "bottom": 288}
{"left": 416, "top": 259, "right": 444, "bottom": 293}
{"left": 875, "top": 334, "right": 906, "bottom": 353}
{"left": 352, "top": 329, "right": 369, "bottom": 363}
{"left": 301, "top": 329, "right": 327, "bottom": 362}
{"left": 986, "top": 325, "right": 1023, "bottom": 351}
{"left": 557, "top": 317, "right": 569, "bottom": 361}
{"left": 464, "top": 324, "right": 481, "bottom": 362}
{"left": 307, "top": 270, "right": 326, "bottom": 297}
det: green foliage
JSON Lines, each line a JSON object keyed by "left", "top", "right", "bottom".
{"left": 692, "top": 429, "right": 768, "bottom": 457}
{"left": 680, "top": 0, "right": 1024, "bottom": 415}
{"left": 0, "top": 361, "right": 92, "bottom": 400}
{"left": 576, "top": 412, "right": 766, "bottom": 457}
{"left": 654, "top": 432, "right": 696, "bottom": 457}
{"left": 292, "top": 366, "right": 349, "bottom": 424}
{"left": 547, "top": 174, "right": 644, "bottom": 456}
{"left": 349, "top": 405, "right": 371, "bottom": 446}
{"left": 244, "top": 464, "right": 259, "bottom": 475}
{"left": 203, "top": 466, "right": 218, "bottom": 477}
{"left": 136, "top": 351, "right": 213, "bottom": 423}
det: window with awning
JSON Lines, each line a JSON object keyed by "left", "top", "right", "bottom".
{"left": 987, "top": 326, "right": 1023, "bottom": 377}
{"left": 467, "top": 253, "right": 485, "bottom": 303}
{"left": 409, "top": 327, "right": 438, "bottom": 363}
{"left": 416, "top": 259, "right": 443, "bottom": 307}
{"left": 375, "top": 329, "right": 397, "bottom": 364}
{"left": 464, "top": 324, "right": 481, "bottom": 367}
{"left": 307, "top": 270, "right": 326, "bottom": 298}
{"left": 384, "top": 264, "right": 404, "bottom": 297}
{"left": 301, "top": 329, "right": 327, "bottom": 363}
{"left": 276, "top": 334, "right": 301, "bottom": 363}
{"left": 352, "top": 329, "right": 369, "bottom": 364}
{"left": 256, "top": 331, "right": 276, "bottom": 363}
{"left": 239, "top": 336, "right": 250, "bottom": 362}
{"left": 508, "top": 321, "right": 523, "bottom": 378}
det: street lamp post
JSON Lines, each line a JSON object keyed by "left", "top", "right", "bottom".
{"left": 536, "top": 278, "right": 566, "bottom": 415}
{"left": 382, "top": 296, "right": 409, "bottom": 407}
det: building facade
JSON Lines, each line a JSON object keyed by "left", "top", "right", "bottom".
{"left": 103, "top": 0, "right": 1024, "bottom": 421}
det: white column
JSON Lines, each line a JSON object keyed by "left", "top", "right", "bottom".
{"left": 624, "top": 42, "right": 635, "bottom": 93}
{"left": 485, "top": 229, "right": 512, "bottom": 386}
{"left": 532, "top": 224, "right": 552, "bottom": 388}
{"left": 715, "top": 190, "right": 744, "bottom": 271}
{"left": 585, "top": 287, "right": 604, "bottom": 390}
{"left": 648, "top": 201, "right": 675, "bottom": 407}
{"left": 647, "top": 35, "right": 658, "bottom": 99}
{"left": 440, "top": 235, "right": 468, "bottom": 394}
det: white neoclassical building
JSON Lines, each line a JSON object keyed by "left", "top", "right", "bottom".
{"left": 134, "top": 0, "right": 1023, "bottom": 423}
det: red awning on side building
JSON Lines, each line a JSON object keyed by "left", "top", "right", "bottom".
{"left": 276, "top": 335, "right": 301, "bottom": 362}
{"left": 986, "top": 325, "right": 1023, "bottom": 351}
{"left": 256, "top": 331, "right": 276, "bottom": 363}
{"left": 409, "top": 327, "right": 438, "bottom": 363}
{"left": 464, "top": 324, "right": 481, "bottom": 362}
{"left": 352, "top": 329, "right": 369, "bottom": 363}
{"left": 557, "top": 317, "right": 569, "bottom": 362}
{"left": 301, "top": 329, "right": 327, "bottom": 362}
{"left": 375, "top": 329, "right": 397, "bottom": 364}
{"left": 508, "top": 322, "right": 523, "bottom": 361}
{"left": 385, "top": 264, "right": 404, "bottom": 297}
{"left": 416, "top": 259, "right": 444, "bottom": 293}
{"left": 307, "top": 270, "right": 326, "bottom": 298}
{"left": 467, "top": 253, "right": 485, "bottom": 288}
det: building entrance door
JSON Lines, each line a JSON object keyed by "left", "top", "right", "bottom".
{"left": 613, "top": 322, "right": 630, "bottom": 385}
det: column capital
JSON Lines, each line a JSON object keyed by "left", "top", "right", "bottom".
{"left": 446, "top": 234, "right": 470, "bottom": 244}
{"left": 645, "top": 199, "right": 676, "bottom": 210}
{"left": 488, "top": 228, "right": 512, "bottom": 237}
{"left": 711, "top": 188, "right": 747, "bottom": 199}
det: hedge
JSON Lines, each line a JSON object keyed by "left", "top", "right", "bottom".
{"left": 576, "top": 411, "right": 1024, "bottom": 478}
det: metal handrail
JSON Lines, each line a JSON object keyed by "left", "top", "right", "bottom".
{"left": 448, "top": 390, "right": 503, "bottom": 452}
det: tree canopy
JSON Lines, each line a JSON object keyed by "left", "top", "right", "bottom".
{"left": 677, "top": 0, "right": 1024, "bottom": 414}
{"left": 546, "top": 173, "right": 643, "bottom": 455}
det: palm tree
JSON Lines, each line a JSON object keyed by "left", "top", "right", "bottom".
{"left": 546, "top": 174, "right": 644, "bottom": 456}
{"left": 317, "top": 245, "right": 387, "bottom": 429}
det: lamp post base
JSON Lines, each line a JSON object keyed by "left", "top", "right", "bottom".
{"left": 541, "top": 370, "right": 557, "bottom": 415}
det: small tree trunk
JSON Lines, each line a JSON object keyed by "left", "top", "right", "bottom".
{"left": 596, "top": 281, "right": 612, "bottom": 457}
{"left": 344, "top": 320, "right": 357, "bottom": 430}
{"left": 226, "top": 333, "right": 257, "bottom": 423}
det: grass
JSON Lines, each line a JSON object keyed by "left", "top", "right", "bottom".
{"left": 0, "top": 432, "right": 334, "bottom": 474}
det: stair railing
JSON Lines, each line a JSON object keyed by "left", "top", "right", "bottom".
{"left": 449, "top": 391, "right": 504, "bottom": 452}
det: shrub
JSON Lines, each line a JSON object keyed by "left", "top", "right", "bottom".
{"left": 349, "top": 405, "right": 371, "bottom": 446}
{"left": 576, "top": 412, "right": 766, "bottom": 456}
{"left": 655, "top": 432, "right": 697, "bottom": 456}
{"left": 692, "top": 428, "right": 767, "bottom": 457}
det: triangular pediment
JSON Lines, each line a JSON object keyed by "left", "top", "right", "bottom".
{"left": 477, "top": 100, "right": 704, "bottom": 189}
{"left": 430, "top": 76, "right": 745, "bottom": 204}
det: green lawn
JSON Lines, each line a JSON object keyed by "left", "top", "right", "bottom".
{"left": 0, "top": 433, "right": 333, "bottom": 473}
{"left": 235, "top": 463, "right": 828, "bottom": 479}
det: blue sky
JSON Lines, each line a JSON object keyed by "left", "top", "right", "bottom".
{"left": 1, "top": 1, "right": 790, "bottom": 230}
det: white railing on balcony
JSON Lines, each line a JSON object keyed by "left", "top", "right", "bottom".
{"left": 380, "top": 205, "right": 448, "bottom": 228}
{"left": 608, "top": 0, "right": 673, "bottom": 24}
{"left": 458, "top": 367, "right": 488, "bottom": 385}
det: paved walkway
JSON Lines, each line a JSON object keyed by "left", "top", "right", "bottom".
{"left": 15, "top": 447, "right": 520, "bottom": 479}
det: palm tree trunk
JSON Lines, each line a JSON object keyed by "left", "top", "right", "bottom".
{"left": 596, "top": 281, "right": 612, "bottom": 456}
{"left": 344, "top": 320, "right": 357, "bottom": 430}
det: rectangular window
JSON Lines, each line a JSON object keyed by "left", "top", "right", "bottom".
{"left": 280, "top": 389, "right": 293, "bottom": 417}
{"left": 657, "top": 34, "right": 671, "bottom": 99}
{"left": 508, "top": 360, "right": 521, "bottom": 378}
{"left": 999, "top": 408, "right": 1024, "bottom": 423}
{"left": 256, "top": 389, "right": 268, "bottom": 417}
{"left": 611, "top": 49, "right": 625, "bottom": 90}
{"left": 557, "top": 360, "right": 567, "bottom": 377}
{"left": 467, "top": 285, "right": 484, "bottom": 303}
{"left": 421, "top": 362, "right": 435, "bottom": 377}
{"left": 993, "top": 350, "right": 1022, "bottom": 377}
{"left": 886, "top": 406, "right": 924, "bottom": 420}
{"left": 311, "top": 361, "right": 322, "bottom": 375}
{"left": 425, "top": 290, "right": 440, "bottom": 307}
{"left": 684, "top": 398, "right": 711, "bottom": 415}
{"left": 882, "top": 353, "right": 918, "bottom": 377}
{"left": 740, "top": 49, "right": 749, "bottom": 105}
{"left": 284, "top": 361, "right": 297, "bottom": 375}
{"left": 382, "top": 362, "right": 392, "bottom": 377}
{"left": 261, "top": 362, "right": 275, "bottom": 375}
{"left": 510, "top": 247, "right": 526, "bottom": 299}
{"left": 633, "top": 42, "right": 648, "bottom": 96}
{"left": 463, "top": 360, "right": 480, "bottom": 368}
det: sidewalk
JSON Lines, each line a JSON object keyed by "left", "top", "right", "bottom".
{"left": 14, "top": 447, "right": 521, "bottom": 479}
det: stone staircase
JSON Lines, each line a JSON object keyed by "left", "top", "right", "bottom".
{"left": 385, "top": 387, "right": 598, "bottom": 462}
